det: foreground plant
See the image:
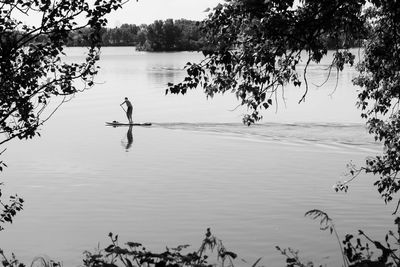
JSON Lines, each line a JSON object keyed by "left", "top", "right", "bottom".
{"left": 277, "top": 209, "right": 400, "bottom": 267}
{"left": 83, "top": 229, "right": 248, "bottom": 267}
{"left": 0, "top": 250, "right": 25, "bottom": 267}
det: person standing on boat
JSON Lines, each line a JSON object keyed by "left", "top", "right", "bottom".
{"left": 120, "top": 97, "right": 133, "bottom": 123}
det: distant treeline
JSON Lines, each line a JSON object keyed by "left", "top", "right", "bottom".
{"left": 67, "top": 19, "right": 205, "bottom": 51}
{"left": 65, "top": 18, "right": 362, "bottom": 52}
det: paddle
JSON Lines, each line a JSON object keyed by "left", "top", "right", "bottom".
{"left": 120, "top": 105, "right": 126, "bottom": 113}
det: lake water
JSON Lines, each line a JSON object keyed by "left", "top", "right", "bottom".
{"left": 0, "top": 47, "right": 395, "bottom": 266}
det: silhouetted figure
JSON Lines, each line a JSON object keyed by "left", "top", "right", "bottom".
{"left": 120, "top": 97, "right": 133, "bottom": 123}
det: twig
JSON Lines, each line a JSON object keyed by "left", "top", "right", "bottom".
{"left": 228, "top": 104, "right": 242, "bottom": 112}
{"left": 328, "top": 67, "right": 340, "bottom": 98}
{"left": 298, "top": 52, "right": 312, "bottom": 103}
{"left": 393, "top": 199, "right": 400, "bottom": 215}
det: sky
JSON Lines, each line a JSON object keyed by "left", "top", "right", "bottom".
{"left": 105, "top": 0, "right": 224, "bottom": 27}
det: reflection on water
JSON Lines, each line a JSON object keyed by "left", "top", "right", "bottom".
{"left": 107, "top": 125, "right": 135, "bottom": 151}
{"left": 125, "top": 125, "right": 133, "bottom": 151}
{"left": 147, "top": 63, "right": 182, "bottom": 88}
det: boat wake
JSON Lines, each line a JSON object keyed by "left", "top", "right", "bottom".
{"left": 153, "top": 122, "right": 381, "bottom": 155}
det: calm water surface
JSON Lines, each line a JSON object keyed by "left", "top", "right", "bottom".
{"left": 0, "top": 47, "right": 395, "bottom": 266}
